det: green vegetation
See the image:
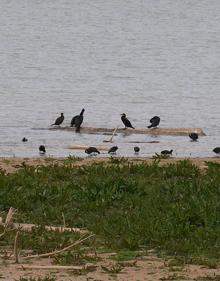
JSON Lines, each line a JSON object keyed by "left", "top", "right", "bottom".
{"left": 1, "top": 160, "right": 220, "bottom": 263}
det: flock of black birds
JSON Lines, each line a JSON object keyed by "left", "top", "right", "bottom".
{"left": 21, "top": 110, "right": 220, "bottom": 157}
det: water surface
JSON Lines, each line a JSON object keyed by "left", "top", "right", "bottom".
{"left": 0, "top": 0, "right": 220, "bottom": 158}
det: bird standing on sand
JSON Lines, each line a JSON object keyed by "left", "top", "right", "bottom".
{"left": 189, "top": 133, "right": 199, "bottom": 141}
{"left": 52, "top": 113, "right": 64, "bottom": 126}
{"left": 85, "top": 147, "right": 100, "bottom": 155}
{"left": 134, "top": 146, "right": 140, "bottom": 154}
{"left": 39, "top": 145, "right": 46, "bottom": 155}
{"left": 161, "top": 149, "right": 173, "bottom": 155}
{"left": 148, "top": 116, "right": 160, "bottom": 128}
{"left": 108, "top": 146, "right": 118, "bottom": 154}
{"left": 71, "top": 108, "right": 85, "bottom": 133}
{"left": 121, "top": 113, "right": 135, "bottom": 129}
{"left": 213, "top": 147, "right": 220, "bottom": 155}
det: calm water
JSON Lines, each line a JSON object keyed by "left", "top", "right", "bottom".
{"left": 0, "top": 0, "right": 220, "bottom": 158}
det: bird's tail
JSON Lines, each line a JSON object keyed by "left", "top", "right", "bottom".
{"left": 147, "top": 124, "right": 153, "bottom": 128}
{"left": 131, "top": 126, "right": 135, "bottom": 129}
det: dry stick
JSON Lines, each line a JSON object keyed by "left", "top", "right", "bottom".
{"left": 109, "top": 127, "right": 118, "bottom": 142}
{"left": 103, "top": 127, "right": 118, "bottom": 143}
{"left": 5, "top": 207, "right": 17, "bottom": 225}
{"left": 23, "top": 233, "right": 95, "bottom": 260}
{"left": 19, "top": 264, "right": 97, "bottom": 271}
{"left": 62, "top": 212, "right": 66, "bottom": 228}
{"left": 0, "top": 207, "right": 17, "bottom": 238}
{"left": 13, "top": 230, "right": 20, "bottom": 263}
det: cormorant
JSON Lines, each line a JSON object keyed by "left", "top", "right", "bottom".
{"left": 134, "top": 146, "right": 140, "bottom": 154}
{"left": 85, "top": 147, "right": 100, "bottom": 155}
{"left": 22, "top": 137, "right": 28, "bottom": 142}
{"left": 213, "top": 147, "right": 220, "bottom": 154}
{"left": 161, "top": 149, "right": 173, "bottom": 155}
{"left": 189, "top": 133, "right": 198, "bottom": 141}
{"left": 52, "top": 113, "right": 64, "bottom": 126}
{"left": 148, "top": 116, "right": 160, "bottom": 128}
{"left": 108, "top": 146, "right": 118, "bottom": 154}
{"left": 71, "top": 108, "right": 85, "bottom": 133}
{"left": 39, "top": 145, "right": 46, "bottom": 155}
{"left": 121, "top": 113, "right": 134, "bottom": 129}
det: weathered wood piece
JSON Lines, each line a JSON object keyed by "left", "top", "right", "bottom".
{"left": 0, "top": 220, "right": 88, "bottom": 234}
{"left": 18, "top": 264, "right": 97, "bottom": 270}
{"left": 48, "top": 126, "right": 206, "bottom": 136}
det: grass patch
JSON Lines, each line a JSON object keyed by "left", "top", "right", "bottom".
{"left": 110, "top": 250, "right": 142, "bottom": 261}
{"left": 0, "top": 160, "right": 220, "bottom": 263}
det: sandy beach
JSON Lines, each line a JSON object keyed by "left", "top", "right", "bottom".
{"left": 0, "top": 156, "right": 220, "bottom": 174}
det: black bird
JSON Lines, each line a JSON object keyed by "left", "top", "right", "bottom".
{"left": 148, "top": 116, "right": 160, "bottom": 128}
{"left": 161, "top": 149, "right": 173, "bottom": 155}
{"left": 189, "top": 133, "right": 199, "bottom": 141}
{"left": 71, "top": 108, "right": 85, "bottom": 133}
{"left": 22, "top": 137, "right": 28, "bottom": 142}
{"left": 121, "top": 113, "right": 134, "bottom": 129}
{"left": 134, "top": 146, "right": 140, "bottom": 154}
{"left": 52, "top": 113, "right": 64, "bottom": 126}
{"left": 213, "top": 147, "right": 220, "bottom": 155}
{"left": 39, "top": 145, "right": 46, "bottom": 155}
{"left": 85, "top": 147, "right": 100, "bottom": 155}
{"left": 108, "top": 146, "right": 118, "bottom": 154}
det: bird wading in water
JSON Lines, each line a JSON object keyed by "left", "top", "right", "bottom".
{"left": 161, "top": 149, "right": 173, "bottom": 155}
{"left": 85, "top": 147, "right": 100, "bottom": 155}
{"left": 108, "top": 146, "right": 118, "bottom": 154}
{"left": 213, "top": 147, "right": 220, "bottom": 155}
{"left": 39, "top": 145, "right": 46, "bottom": 155}
{"left": 189, "top": 133, "right": 199, "bottom": 141}
{"left": 134, "top": 146, "right": 140, "bottom": 154}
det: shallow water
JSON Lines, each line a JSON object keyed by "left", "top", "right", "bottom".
{"left": 0, "top": 0, "right": 220, "bottom": 158}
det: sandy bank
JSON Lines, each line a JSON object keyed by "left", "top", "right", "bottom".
{"left": 0, "top": 156, "right": 219, "bottom": 173}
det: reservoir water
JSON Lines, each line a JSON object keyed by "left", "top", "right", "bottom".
{"left": 0, "top": 0, "right": 220, "bottom": 158}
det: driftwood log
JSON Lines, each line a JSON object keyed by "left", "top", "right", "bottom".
{"left": 48, "top": 126, "right": 206, "bottom": 136}
{"left": 0, "top": 220, "right": 88, "bottom": 234}
{"left": 18, "top": 264, "right": 97, "bottom": 271}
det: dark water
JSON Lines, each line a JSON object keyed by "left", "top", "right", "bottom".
{"left": 0, "top": 0, "right": 220, "bottom": 158}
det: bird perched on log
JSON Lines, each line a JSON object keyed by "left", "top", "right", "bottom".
{"left": 213, "top": 147, "right": 220, "bottom": 155}
{"left": 134, "top": 146, "right": 140, "bottom": 154}
{"left": 22, "top": 137, "right": 28, "bottom": 142}
{"left": 85, "top": 147, "right": 100, "bottom": 155}
{"left": 70, "top": 108, "right": 85, "bottom": 133}
{"left": 108, "top": 146, "right": 118, "bottom": 154}
{"left": 52, "top": 113, "right": 64, "bottom": 126}
{"left": 148, "top": 116, "right": 160, "bottom": 128}
{"left": 189, "top": 133, "right": 198, "bottom": 141}
{"left": 39, "top": 145, "right": 46, "bottom": 155}
{"left": 121, "top": 113, "right": 134, "bottom": 129}
{"left": 161, "top": 149, "right": 173, "bottom": 155}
